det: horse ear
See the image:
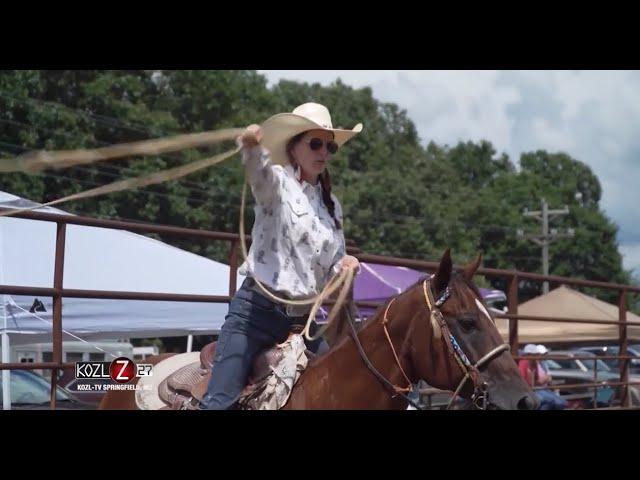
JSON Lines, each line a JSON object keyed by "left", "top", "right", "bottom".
{"left": 462, "top": 252, "right": 483, "bottom": 282}
{"left": 433, "top": 248, "right": 453, "bottom": 294}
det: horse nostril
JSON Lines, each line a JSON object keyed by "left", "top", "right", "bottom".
{"left": 517, "top": 394, "right": 538, "bottom": 410}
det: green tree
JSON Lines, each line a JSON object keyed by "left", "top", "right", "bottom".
{"left": 0, "top": 70, "right": 632, "bottom": 305}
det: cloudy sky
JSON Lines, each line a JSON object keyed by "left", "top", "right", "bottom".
{"left": 260, "top": 70, "right": 640, "bottom": 275}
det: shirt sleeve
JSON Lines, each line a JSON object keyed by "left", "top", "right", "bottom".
{"left": 241, "top": 146, "right": 282, "bottom": 207}
{"left": 330, "top": 195, "right": 348, "bottom": 277}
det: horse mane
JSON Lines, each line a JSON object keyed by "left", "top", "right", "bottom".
{"left": 313, "top": 269, "right": 483, "bottom": 362}
{"left": 451, "top": 271, "right": 484, "bottom": 300}
{"left": 325, "top": 272, "right": 431, "bottom": 348}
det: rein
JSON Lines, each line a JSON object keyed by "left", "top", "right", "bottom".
{"left": 349, "top": 277, "right": 510, "bottom": 410}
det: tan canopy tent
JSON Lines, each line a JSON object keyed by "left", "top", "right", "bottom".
{"left": 495, "top": 285, "right": 640, "bottom": 345}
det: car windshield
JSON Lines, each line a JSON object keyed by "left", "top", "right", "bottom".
{"left": 586, "top": 346, "right": 640, "bottom": 367}
{"left": 628, "top": 346, "right": 640, "bottom": 361}
{"left": 578, "top": 358, "right": 612, "bottom": 372}
{"left": 0, "top": 370, "right": 71, "bottom": 404}
{"left": 543, "top": 359, "right": 567, "bottom": 370}
{"left": 486, "top": 299, "right": 507, "bottom": 312}
{"left": 546, "top": 358, "right": 579, "bottom": 370}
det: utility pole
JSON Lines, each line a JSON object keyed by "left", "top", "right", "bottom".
{"left": 518, "top": 198, "right": 574, "bottom": 294}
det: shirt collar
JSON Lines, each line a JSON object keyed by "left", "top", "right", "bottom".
{"left": 285, "top": 164, "right": 322, "bottom": 194}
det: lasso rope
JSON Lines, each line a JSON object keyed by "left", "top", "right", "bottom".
{"left": 0, "top": 147, "right": 241, "bottom": 217}
{"left": 0, "top": 127, "right": 355, "bottom": 341}
{"left": 0, "top": 128, "right": 244, "bottom": 173}
{"left": 239, "top": 181, "right": 355, "bottom": 341}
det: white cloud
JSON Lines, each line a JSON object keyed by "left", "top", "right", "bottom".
{"left": 261, "top": 70, "right": 521, "bottom": 148}
{"left": 530, "top": 116, "right": 576, "bottom": 153}
{"left": 620, "top": 243, "right": 640, "bottom": 275}
{"left": 260, "top": 70, "right": 640, "bottom": 254}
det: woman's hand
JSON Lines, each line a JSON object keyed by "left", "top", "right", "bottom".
{"left": 237, "top": 124, "right": 263, "bottom": 149}
{"left": 339, "top": 255, "right": 360, "bottom": 272}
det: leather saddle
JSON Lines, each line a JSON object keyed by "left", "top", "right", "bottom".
{"left": 158, "top": 328, "right": 314, "bottom": 410}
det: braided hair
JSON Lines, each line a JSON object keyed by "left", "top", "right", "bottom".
{"left": 286, "top": 132, "right": 342, "bottom": 230}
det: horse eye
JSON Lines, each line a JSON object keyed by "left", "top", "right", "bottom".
{"left": 459, "top": 317, "right": 476, "bottom": 331}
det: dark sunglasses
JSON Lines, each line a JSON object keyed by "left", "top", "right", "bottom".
{"left": 306, "top": 137, "right": 339, "bottom": 154}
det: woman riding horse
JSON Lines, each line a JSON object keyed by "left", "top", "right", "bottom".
{"left": 200, "top": 102, "right": 362, "bottom": 410}
{"left": 100, "top": 249, "right": 538, "bottom": 410}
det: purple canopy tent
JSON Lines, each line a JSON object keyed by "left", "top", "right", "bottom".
{"left": 316, "top": 263, "right": 506, "bottom": 323}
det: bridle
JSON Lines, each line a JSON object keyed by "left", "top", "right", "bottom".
{"left": 347, "top": 276, "right": 510, "bottom": 410}
{"left": 421, "top": 278, "right": 510, "bottom": 409}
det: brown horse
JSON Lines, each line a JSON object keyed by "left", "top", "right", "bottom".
{"left": 99, "top": 250, "right": 536, "bottom": 410}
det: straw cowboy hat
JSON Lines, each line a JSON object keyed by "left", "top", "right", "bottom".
{"left": 261, "top": 102, "right": 363, "bottom": 166}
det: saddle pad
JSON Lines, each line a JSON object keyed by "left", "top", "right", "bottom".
{"left": 136, "top": 352, "right": 200, "bottom": 410}
{"left": 237, "top": 333, "right": 309, "bottom": 410}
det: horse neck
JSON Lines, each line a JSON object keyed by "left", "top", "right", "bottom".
{"left": 287, "top": 289, "right": 421, "bottom": 410}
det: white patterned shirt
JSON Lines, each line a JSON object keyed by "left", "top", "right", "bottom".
{"left": 238, "top": 146, "right": 346, "bottom": 299}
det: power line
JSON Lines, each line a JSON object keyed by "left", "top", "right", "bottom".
{"left": 0, "top": 113, "right": 232, "bottom": 197}
{"left": 0, "top": 147, "right": 577, "bottom": 243}
{"left": 0, "top": 93, "right": 524, "bottom": 231}
{"left": 0, "top": 132, "right": 525, "bottom": 236}
{"left": 0, "top": 138, "right": 245, "bottom": 206}
{"left": 0, "top": 148, "right": 562, "bottom": 263}
{"left": 0, "top": 91, "right": 163, "bottom": 137}
{"left": 0, "top": 93, "right": 578, "bottom": 237}
{"left": 0, "top": 145, "right": 244, "bottom": 212}
{"left": 0, "top": 94, "right": 528, "bottom": 232}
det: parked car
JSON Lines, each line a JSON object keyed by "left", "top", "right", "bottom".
{"left": 544, "top": 350, "right": 611, "bottom": 373}
{"left": 578, "top": 345, "right": 640, "bottom": 374}
{"left": 0, "top": 370, "right": 95, "bottom": 410}
{"left": 542, "top": 350, "right": 640, "bottom": 408}
{"left": 480, "top": 288, "right": 508, "bottom": 316}
{"left": 56, "top": 369, "right": 107, "bottom": 407}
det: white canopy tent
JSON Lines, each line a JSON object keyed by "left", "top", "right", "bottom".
{"left": 0, "top": 190, "right": 244, "bottom": 408}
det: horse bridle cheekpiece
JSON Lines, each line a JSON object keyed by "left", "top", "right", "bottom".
{"left": 349, "top": 275, "right": 510, "bottom": 410}
{"left": 421, "top": 276, "right": 510, "bottom": 410}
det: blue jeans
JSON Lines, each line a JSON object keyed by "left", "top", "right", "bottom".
{"left": 201, "top": 278, "right": 328, "bottom": 410}
{"left": 536, "top": 389, "right": 567, "bottom": 410}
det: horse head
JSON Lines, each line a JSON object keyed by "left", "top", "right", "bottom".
{"left": 402, "top": 249, "right": 538, "bottom": 410}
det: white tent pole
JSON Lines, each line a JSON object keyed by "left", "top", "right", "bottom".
{"left": 186, "top": 334, "right": 193, "bottom": 353}
{"left": 1, "top": 333, "right": 10, "bottom": 411}
{"left": 2, "top": 298, "right": 11, "bottom": 411}
{"left": 1, "top": 216, "right": 11, "bottom": 410}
